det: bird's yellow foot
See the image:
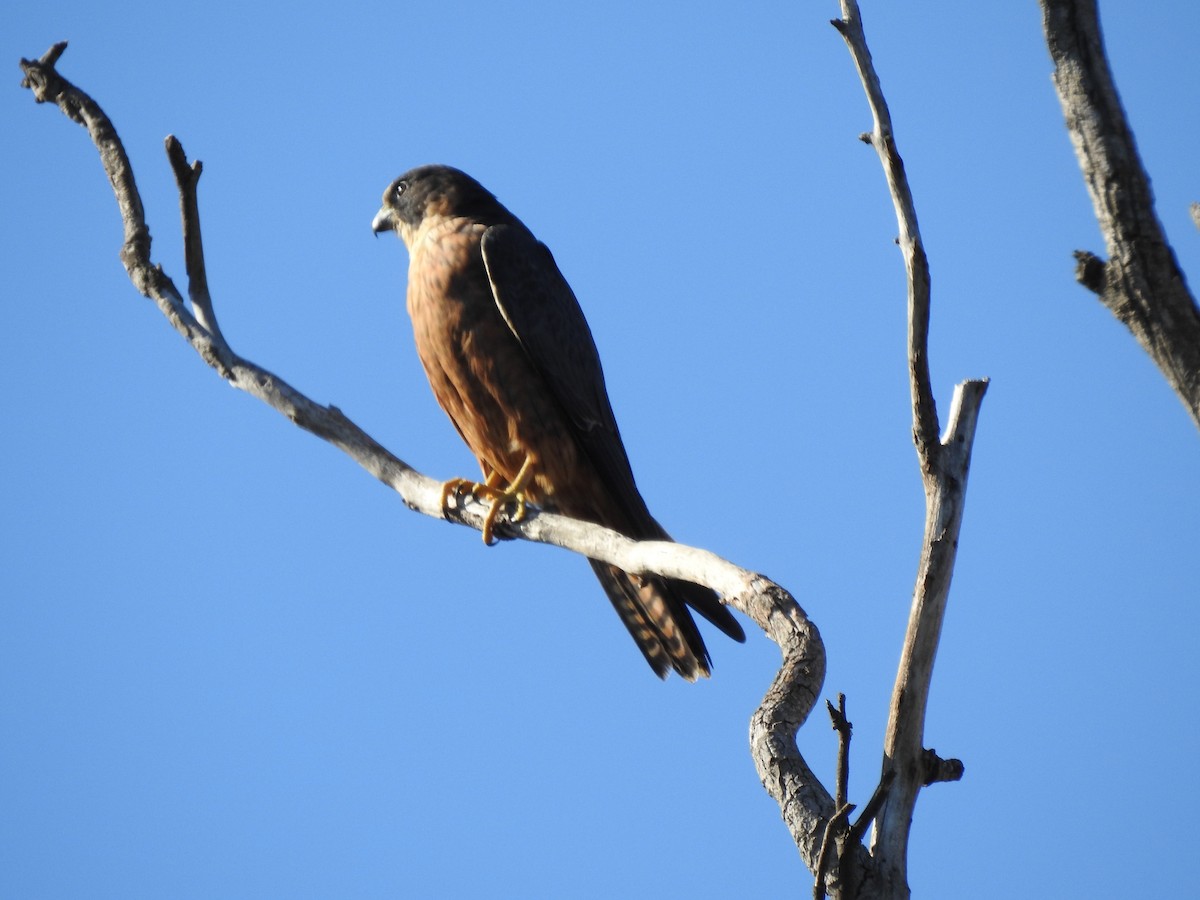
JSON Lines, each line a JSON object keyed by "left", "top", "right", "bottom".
{"left": 439, "top": 477, "right": 485, "bottom": 513}
{"left": 440, "top": 457, "right": 535, "bottom": 545}
{"left": 479, "top": 484, "right": 528, "bottom": 546}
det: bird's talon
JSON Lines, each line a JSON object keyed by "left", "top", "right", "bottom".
{"left": 479, "top": 485, "right": 530, "bottom": 544}
{"left": 481, "top": 499, "right": 502, "bottom": 546}
{"left": 439, "top": 474, "right": 530, "bottom": 544}
{"left": 438, "top": 477, "right": 476, "bottom": 513}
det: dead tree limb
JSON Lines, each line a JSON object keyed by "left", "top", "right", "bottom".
{"left": 19, "top": 40, "right": 845, "bottom": 888}
{"left": 1041, "top": 0, "right": 1200, "bottom": 431}
{"left": 833, "top": 2, "right": 985, "bottom": 897}
{"left": 21, "top": 6, "right": 994, "bottom": 885}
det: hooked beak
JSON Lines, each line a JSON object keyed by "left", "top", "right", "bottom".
{"left": 371, "top": 207, "right": 395, "bottom": 236}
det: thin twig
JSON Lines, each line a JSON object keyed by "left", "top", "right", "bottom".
{"left": 830, "top": 6, "right": 938, "bottom": 468}
{"left": 20, "top": 42, "right": 155, "bottom": 298}
{"left": 847, "top": 768, "right": 895, "bottom": 847}
{"left": 827, "top": 693, "right": 852, "bottom": 810}
{"left": 813, "top": 803, "right": 855, "bottom": 900}
{"left": 165, "top": 135, "right": 225, "bottom": 345}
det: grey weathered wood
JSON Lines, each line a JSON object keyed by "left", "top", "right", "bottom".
{"left": 1042, "top": 0, "right": 1200, "bottom": 432}
{"left": 833, "top": 2, "right": 986, "bottom": 897}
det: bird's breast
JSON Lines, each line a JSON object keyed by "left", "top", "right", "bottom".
{"left": 405, "top": 219, "right": 486, "bottom": 318}
{"left": 404, "top": 218, "right": 576, "bottom": 495}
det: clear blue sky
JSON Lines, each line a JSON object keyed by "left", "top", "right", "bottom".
{"left": 4, "top": 3, "right": 1198, "bottom": 898}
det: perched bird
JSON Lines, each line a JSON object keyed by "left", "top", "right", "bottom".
{"left": 372, "top": 165, "right": 744, "bottom": 679}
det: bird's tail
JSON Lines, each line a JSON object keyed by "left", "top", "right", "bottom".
{"left": 588, "top": 561, "right": 745, "bottom": 681}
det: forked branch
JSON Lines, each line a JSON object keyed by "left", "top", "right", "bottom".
{"left": 833, "top": 2, "right": 984, "bottom": 896}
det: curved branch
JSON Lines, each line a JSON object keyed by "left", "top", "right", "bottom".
{"left": 19, "top": 41, "right": 839, "bottom": 883}
{"left": 1041, "top": 0, "right": 1200, "bottom": 431}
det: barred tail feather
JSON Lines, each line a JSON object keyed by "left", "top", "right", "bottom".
{"left": 589, "top": 560, "right": 721, "bottom": 681}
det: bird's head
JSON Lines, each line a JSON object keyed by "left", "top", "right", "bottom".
{"left": 371, "top": 165, "right": 499, "bottom": 247}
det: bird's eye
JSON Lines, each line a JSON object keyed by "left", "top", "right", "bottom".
{"left": 395, "top": 180, "right": 409, "bottom": 199}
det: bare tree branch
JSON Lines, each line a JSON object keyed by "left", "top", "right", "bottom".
{"left": 19, "top": 41, "right": 847, "bottom": 888}
{"left": 828, "top": 693, "right": 852, "bottom": 810}
{"left": 829, "top": 13, "right": 939, "bottom": 467}
{"left": 813, "top": 695, "right": 855, "bottom": 899}
{"left": 19, "top": 43, "right": 777, "bottom": 606}
{"left": 833, "top": 2, "right": 984, "bottom": 896}
{"left": 814, "top": 802, "right": 855, "bottom": 900}
{"left": 847, "top": 769, "right": 895, "bottom": 847}
{"left": 166, "top": 135, "right": 225, "bottom": 344}
{"left": 1041, "top": 0, "right": 1200, "bottom": 431}
{"left": 921, "top": 749, "right": 965, "bottom": 787}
